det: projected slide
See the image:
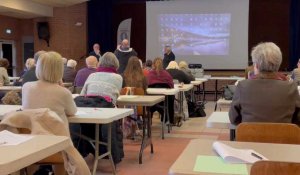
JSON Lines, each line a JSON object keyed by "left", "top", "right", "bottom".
{"left": 159, "top": 14, "right": 231, "bottom": 55}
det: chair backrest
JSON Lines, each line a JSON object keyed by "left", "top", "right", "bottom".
{"left": 120, "top": 87, "right": 145, "bottom": 115}
{"left": 148, "top": 83, "right": 171, "bottom": 88}
{"left": 236, "top": 122, "right": 300, "bottom": 144}
{"left": 250, "top": 161, "right": 300, "bottom": 175}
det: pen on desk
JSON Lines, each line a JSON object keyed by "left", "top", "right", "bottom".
{"left": 251, "top": 152, "right": 263, "bottom": 160}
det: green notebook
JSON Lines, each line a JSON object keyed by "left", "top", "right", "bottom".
{"left": 193, "top": 155, "right": 248, "bottom": 175}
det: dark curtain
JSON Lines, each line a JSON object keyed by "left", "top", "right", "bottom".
{"left": 289, "top": 0, "right": 300, "bottom": 70}
{"left": 88, "top": 0, "right": 117, "bottom": 54}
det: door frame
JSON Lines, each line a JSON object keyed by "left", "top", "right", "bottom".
{"left": 0, "top": 39, "right": 17, "bottom": 76}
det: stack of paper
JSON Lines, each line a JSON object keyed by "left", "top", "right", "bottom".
{"left": 213, "top": 141, "right": 268, "bottom": 164}
{"left": 0, "top": 130, "right": 34, "bottom": 146}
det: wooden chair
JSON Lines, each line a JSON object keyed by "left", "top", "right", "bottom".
{"left": 18, "top": 128, "right": 66, "bottom": 175}
{"left": 120, "top": 87, "right": 145, "bottom": 115}
{"left": 236, "top": 122, "right": 300, "bottom": 144}
{"left": 251, "top": 161, "right": 300, "bottom": 175}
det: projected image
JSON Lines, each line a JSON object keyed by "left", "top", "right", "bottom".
{"left": 159, "top": 14, "right": 231, "bottom": 55}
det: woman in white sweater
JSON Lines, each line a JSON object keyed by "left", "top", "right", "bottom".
{"left": 81, "top": 52, "right": 122, "bottom": 105}
{"left": 22, "top": 51, "right": 77, "bottom": 129}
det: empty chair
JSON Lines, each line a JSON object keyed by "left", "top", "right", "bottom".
{"left": 236, "top": 122, "right": 300, "bottom": 144}
{"left": 251, "top": 161, "right": 300, "bottom": 175}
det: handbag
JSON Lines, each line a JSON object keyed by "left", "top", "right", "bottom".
{"left": 224, "top": 85, "right": 236, "bottom": 100}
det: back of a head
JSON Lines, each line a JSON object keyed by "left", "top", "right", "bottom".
{"left": 166, "top": 61, "right": 179, "bottom": 70}
{"left": 36, "top": 51, "right": 63, "bottom": 83}
{"left": 67, "top": 59, "right": 77, "bottom": 68}
{"left": 99, "top": 52, "right": 119, "bottom": 69}
{"left": 251, "top": 42, "right": 282, "bottom": 72}
{"left": 0, "top": 58, "right": 9, "bottom": 69}
{"left": 25, "top": 58, "right": 35, "bottom": 69}
{"left": 34, "top": 50, "right": 46, "bottom": 62}
{"left": 62, "top": 57, "right": 68, "bottom": 65}
{"left": 86, "top": 56, "right": 98, "bottom": 68}
{"left": 153, "top": 57, "right": 163, "bottom": 72}
{"left": 145, "top": 59, "right": 152, "bottom": 67}
{"left": 178, "top": 61, "right": 188, "bottom": 69}
{"left": 124, "top": 56, "right": 143, "bottom": 75}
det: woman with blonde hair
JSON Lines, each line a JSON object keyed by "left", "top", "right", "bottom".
{"left": 166, "top": 61, "right": 191, "bottom": 84}
{"left": 22, "top": 51, "right": 77, "bottom": 127}
{"left": 178, "top": 61, "right": 195, "bottom": 81}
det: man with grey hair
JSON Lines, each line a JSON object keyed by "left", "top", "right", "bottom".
{"left": 114, "top": 39, "right": 137, "bottom": 74}
{"left": 89, "top": 43, "right": 101, "bottom": 61}
{"left": 229, "top": 42, "right": 300, "bottom": 126}
{"left": 163, "top": 45, "right": 175, "bottom": 69}
{"left": 74, "top": 56, "right": 98, "bottom": 87}
{"left": 22, "top": 50, "right": 46, "bottom": 85}
{"left": 63, "top": 59, "right": 77, "bottom": 83}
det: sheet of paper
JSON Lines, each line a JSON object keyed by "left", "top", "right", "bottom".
{"left": 193, "top": 155, "right": 248, "bottom": 175}
{"left": 0, "top": 130, "right": 34, "bottom": 146}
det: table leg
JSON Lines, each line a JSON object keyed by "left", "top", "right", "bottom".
{"left": 166, "top": 96, "right": 171, "bottom": 133}
{"left": 139, "top": 106, "right": 153, "bottom": 164}
{"left": 107, "top": 123, "right": 116, "bottom": 175}
{"left": 230, "top": 129, "right": 235, "bottom": 141}
{"left": 92, "top": 125, "right": 100, "bottom": 175}
{"left": 215, "top": 80, "right": 218, "bottom": 101}
{"left": 202, "top": 82, "right": 206, "bottom": 101}
{"left": 161, "top": 96, "right": 167, "bottom": 139}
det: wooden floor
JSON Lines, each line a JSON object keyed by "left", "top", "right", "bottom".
{"left": 86, "top": 101, "right": 230, "bottom": 175}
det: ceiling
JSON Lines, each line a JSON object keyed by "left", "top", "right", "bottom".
{"left": 0, "top": 0, "right": 88, "bottom": 19}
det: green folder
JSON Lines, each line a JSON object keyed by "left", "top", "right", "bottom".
{"left": 193, "top": 155, "right": 248, "bottom": 175}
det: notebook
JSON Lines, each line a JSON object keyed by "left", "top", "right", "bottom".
{"left": 213, "top": 141, "right": 268, "bottom": 164}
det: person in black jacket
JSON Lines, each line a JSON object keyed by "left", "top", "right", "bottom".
{"left": 163, "top": 45, "right": 175, "bottom": 69}
{"left": 166, "top": 61, "right": 191, "bottom": 84}
{"left": 114, "top": 39, "right": 137, "bottom": 74}
{"left": 89, "top": 43, "right": 101, "bottom": 61}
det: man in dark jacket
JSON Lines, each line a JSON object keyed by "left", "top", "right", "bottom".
{"left": 114, "top": 39, "right": 137, "bottom": 74}
{"left": 22, "top": 50, "right": 45, "bottom": 85}
{"left": 163, "top": 46, "right": 175, "bottom": 69}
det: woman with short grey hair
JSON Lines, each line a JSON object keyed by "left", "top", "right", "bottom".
{"left": 81, "top": 52, "right": 122, "bottom": 105}
{"left": 251, "top": 42, "right": 282, "bottom": 74}
{"left": 229, "top": 42, "right": 300, "bottom": 126}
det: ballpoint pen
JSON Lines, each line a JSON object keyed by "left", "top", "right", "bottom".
{"left": 251, "top": 152, "right": 263, "bottom": 160}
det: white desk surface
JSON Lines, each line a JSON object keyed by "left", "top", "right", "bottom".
{"left": 117, "top": 95, "right": 164, "bottom": 106}
{"left": 190, "top": 80, "right": 205, "bottom": 86}
{"left": 169, "top": 139, "right": 300, "bottom": 175}
{"left": 147, "top": 88, "right": 179, "bottom": 95}
{"left": 174, "top": 84, "right": 194, "bottom": 92}
{"left": 0, "top": 105, "right": 22, "bottom": 120}
{"left": 195, "top": 78, "right": 209, "bottom": 82}
{"left": 0, "top": 135, "right": 69, "bottom": 175}
{"left": 68, "top": 107, "right": 134, "bottom": 124}
{"left": 206, "top": 112, "right": 235, "bottom": 129}
{"left": 8, "top": 77, "right": 20, "bottom": 81}
{"left": 216, "top": 98, "right": 232, "bottom": 105}
{"left": 0, "top": 86, "right": 22, "bottom": 91}
{"left": 209, "top": 76, "right": 245, "bottom": 81}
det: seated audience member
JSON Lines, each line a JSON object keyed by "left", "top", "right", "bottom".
{"left": 123, "top": 56, "right": 147, "bottom": 90}
{"left": 147, "top": 57, "right": 175, "bottom": 124}
{"left": 0, "top": 58, "right": 10, "bottom": 86}
{"left": 143, "top": 59, "right": 152, "bottom": 76}
{"left": 166, "top": 61, "right": 191, "bottom": 84}
{"left": 178, "top": 61, "right": 195, "bottom": 81}
{"left": 122, "top": 56, "right": 147, "bottom": 139}
{"left": 229, "top": 42, "right": 300, "bottom": 125}
{"left": 63, "top": 59, "right": 77, "bottom": 83}
{"left": 147, "top": 57, "right": 174, "bottom": 88}
{"left": 74, "top": 56, "right": 98, "bottom": 87}
{"left": 114, "top": 39, "right": 138, "bottom": 74}
{"left": 22, "top": 50, "right": 46, "bottom": 85}
{"left": 291, "top": 59, "right": 300, "bottom": 84}
{"left": 89, "top": 43, "right": 101, "bottom": 61}
{"left": 14, "top": 58, "right": 36, "bottom": 86}
{"left": 245, "top": 61, "right": 255, "bottom": 79}
{"left": 22, "top": 51, "right": 77, "bottom": 128}
{"left": 81, "top": 52, "right": 122, "bottom": 105}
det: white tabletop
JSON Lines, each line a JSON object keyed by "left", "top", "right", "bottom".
{"left": 216, "top": 98, "right": 232, "bottom": 105}
{"left": 0, "top": 105, "right": 22, "bottom": 120}
{"left": 169, "top": 139, "right": 300, "bottom": 175}
{"left": 195, "top": 78, "right": 209, "bottom": 82}
{"left": 0, "top": 135, "right": 70, "bottom": 175}
{"left": 68, "top": 107, "right": 134, "bottom": 124}
{"left": 117, "top": 95, "right": 165, "bottom": 106}
{"left": 190, "top": 81, "right": 205, "bottom": 86}
{"left": 147, "top": 88, "right": 179, "bottom": 95}
{"left": 209, "top": 76, "right": 245, "bottom": 81}
{"left": 8, "top": 77, "right": 20, "bottom": 81}
{"left": 174, "top": 84, "right": 194, "bottom": 92}
{"left": 206, "top": 112, "right": 235, "bottom": 129}
{"left": 0, "top": 86, "right": 22, "bottom": 91}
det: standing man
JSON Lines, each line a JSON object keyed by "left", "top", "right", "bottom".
{"left": 89, "top": 43, "right": 101, "bottom": 61}
{"left": 114, "top": 39, "right": 137, "bottom": 74}
{"left": 163, "top": 45, "right": 175, "bottom": 69}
